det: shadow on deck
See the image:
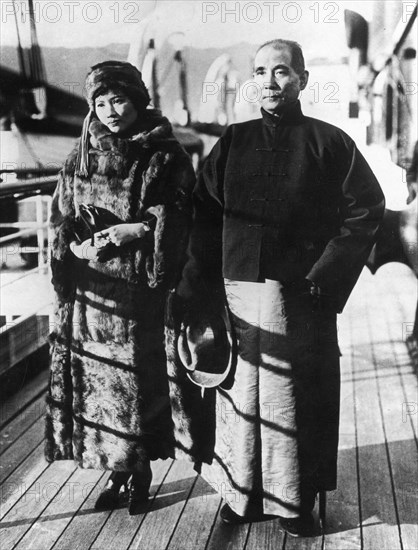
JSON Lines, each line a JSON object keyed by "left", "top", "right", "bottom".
{"left": 0, "top": 263, "right": 417, "bottom": 550}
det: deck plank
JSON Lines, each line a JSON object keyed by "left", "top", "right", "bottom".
{"left": 245, "top": 519, "right": 286, "bottom": 550}
{"left": 323, "top": 314, "right": 362, "bottom": 550}
{"left": 128, "top": 459, "right": 197, "bottom": 550}
{"left": 385, "top": 271, "right": 418, "bottom": 440}
{"left": 0, "top": 394, "right": 45, "bottom": 456}
{"left": 376, "top": 288, "right": 418, "bottom": 550}
{"left": 0, "top": 369, "right": 48, "bottom": 429}
{"left": 393, "top": 341, "right": 418, "bottom": 442}
{"left": 379, "top": 266, "right": 417, "bottom": 440}
{"left": 205, "top": 514, "right": 249, "bottom": 550}
{"left": 51, "top": 472, "right": 110, "bottom": 550}
{"left": 167, "top": 475, "right": 221, "bottom": 550}
{"left": 0, "top": 461, "right": 75, "bottom": 549}
{"left": 353, "top": 275, "right": 402, "bottom": 550}
{"left": 0, "top": 416, "right": 45, "bottom": 484}
{"left": 90, "top": 459, "right": 173, "bottom": 550}
{"left": 13, "top": 467, "right": 103, "bottom": 550}
{"left": 0, "top": 443, "right": 48, "bottom": 521}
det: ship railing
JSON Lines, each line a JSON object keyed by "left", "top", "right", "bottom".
{"left": 0, "top": 175, "right": 57, "bottom": 375}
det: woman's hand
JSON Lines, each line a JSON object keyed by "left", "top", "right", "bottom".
{"left": 69, "top": 240, "right": 99, "bottom": 261}
{"left": 95, "top": 223, "right": 148, "bottom": 246}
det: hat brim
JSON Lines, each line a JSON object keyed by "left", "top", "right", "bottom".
{"left": 177, "top": 306, "right": 233, "bottom": 389}
{"left": 186, "top": 364, "right": 232, "bottom": 388}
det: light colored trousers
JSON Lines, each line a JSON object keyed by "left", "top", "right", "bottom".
{"left": 201, "top": 278, "right": 340, "bottom": 518}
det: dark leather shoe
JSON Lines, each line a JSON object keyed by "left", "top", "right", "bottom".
{"left": 128, "top": 483, "right": 150, "bottom": 515}
{"left": 95, "top": 472, "right": 129, "bottom": 511}
{"left": 278, "top": 512, "right": 315, "bottom": 537}
{"left": 220, "top": 504, "right": 248, "bottom": 524}
{"left": 219, "top": 504, "right": 271, "bottom": 524}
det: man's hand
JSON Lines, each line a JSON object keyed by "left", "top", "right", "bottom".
{"left": 95, "top": 223, "right": 147, "bottom": 247}
{"left": 306, "top": 279, "right": 337, "bottom": 311}
{"left": 69, "top": 240, "right": 99, "bottom": 261}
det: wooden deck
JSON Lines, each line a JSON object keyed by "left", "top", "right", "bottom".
{"left": 0, "top": 263, "right": 417, "bottom": 550}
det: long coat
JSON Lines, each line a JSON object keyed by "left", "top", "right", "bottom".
{"left": 175, "top": 102, "right": 385, "bottom": 517}
{"left": 45, "top": 111, "right": 195, "bottom": 471}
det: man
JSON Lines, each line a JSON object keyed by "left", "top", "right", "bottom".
{"left": 176, "top": 39, "right": 385, "bottom": 537}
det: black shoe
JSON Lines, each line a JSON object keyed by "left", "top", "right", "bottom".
{"left": 127, "top": 464, "right": 152, "bottom": 515}
{"left": 220, "top": 504, "right": 248, "bottom": 524}
{"left": 219, "top": 504, "right": 269, "bottom": 524}
{"left": 128, "top": 483, "right": 150, "bottom": 515}
{"left": 278, "top": 513, "right": 315, "bottom": 538}
{"left": 95, "top": 472, "right": 130, "bottom": 511}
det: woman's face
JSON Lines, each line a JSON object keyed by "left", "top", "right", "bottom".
{"left": 94, "top": 91, "right": 138, "bottom": 134}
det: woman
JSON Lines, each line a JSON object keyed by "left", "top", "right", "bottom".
{"left": 45, "top": 61, "right": 195, "bottom": 514}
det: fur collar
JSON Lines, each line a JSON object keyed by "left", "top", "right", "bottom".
{"left": 89, "top": 108, "right": 177, "bottom": 152}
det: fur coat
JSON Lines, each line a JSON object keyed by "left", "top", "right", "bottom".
{"left": 45, "top": 110, "right": 199, "bottom": 470}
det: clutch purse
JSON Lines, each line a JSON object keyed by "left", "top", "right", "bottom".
{"left": 74, "top": 203, "right": 123, "bottom": 261}
{"left": 74, "top": 203, "right": 122, "bottom": 245}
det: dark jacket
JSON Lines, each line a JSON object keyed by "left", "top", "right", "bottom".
{"left": 178, "top": 101, "right": 385, "bottom": 312}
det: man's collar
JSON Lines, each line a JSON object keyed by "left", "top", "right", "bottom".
{"left": 260, "top": 100, "right": 304, "bottom": 126}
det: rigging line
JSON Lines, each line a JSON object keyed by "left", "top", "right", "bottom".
{"left": 158, "top": 33, "right": 187, "bottom": 90}
{"left": 12, "top": 0, "right": 27, "bottom": 81}
{"left": 28, "top": 0, "right": 46, "bottom": 85}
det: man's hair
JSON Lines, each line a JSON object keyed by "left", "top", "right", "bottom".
{"left": 255, "top": 39, "right": 306, "bottom": 75}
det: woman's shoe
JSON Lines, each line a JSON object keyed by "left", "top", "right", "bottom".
{"left": 95, "top": 472, "right": 130, "bottom": 511}
{"left": 128, "top": 482, "right": 150, "bottom": 515}
{"left": 128, "top": 464, "right": 152, "bottom": 515}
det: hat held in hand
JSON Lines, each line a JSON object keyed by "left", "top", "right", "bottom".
{"left": 177, "top": 305, "right": 233, "bottom": 388}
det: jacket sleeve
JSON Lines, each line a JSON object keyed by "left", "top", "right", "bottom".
{"left": 307, "top": 136, "right": 385, "bottom": 312}
{"left": 140, "top": 148, "right": 196, "bottom": 289}
{"left": 176, "top": 128, "right": 231, "bottom": 313}
{"left": 49, "top": 167, "right": 78, "bottom": 304}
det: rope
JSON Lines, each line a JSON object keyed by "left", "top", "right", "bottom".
{"left": 12, "top": 0, "right": 27, "bottom": 81}
{"left": 28, "top": 0, "right": 46, "bottom": 85}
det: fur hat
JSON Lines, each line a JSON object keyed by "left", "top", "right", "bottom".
{"left": 85, "top": 61, "right": 150, "bottom": 112}
{"left": 76, "top": 61, "right": 151, "bottom": 177}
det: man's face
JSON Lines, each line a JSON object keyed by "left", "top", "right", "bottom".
{"left": 253, "top": 44, "right": 309, "bottom": 114}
